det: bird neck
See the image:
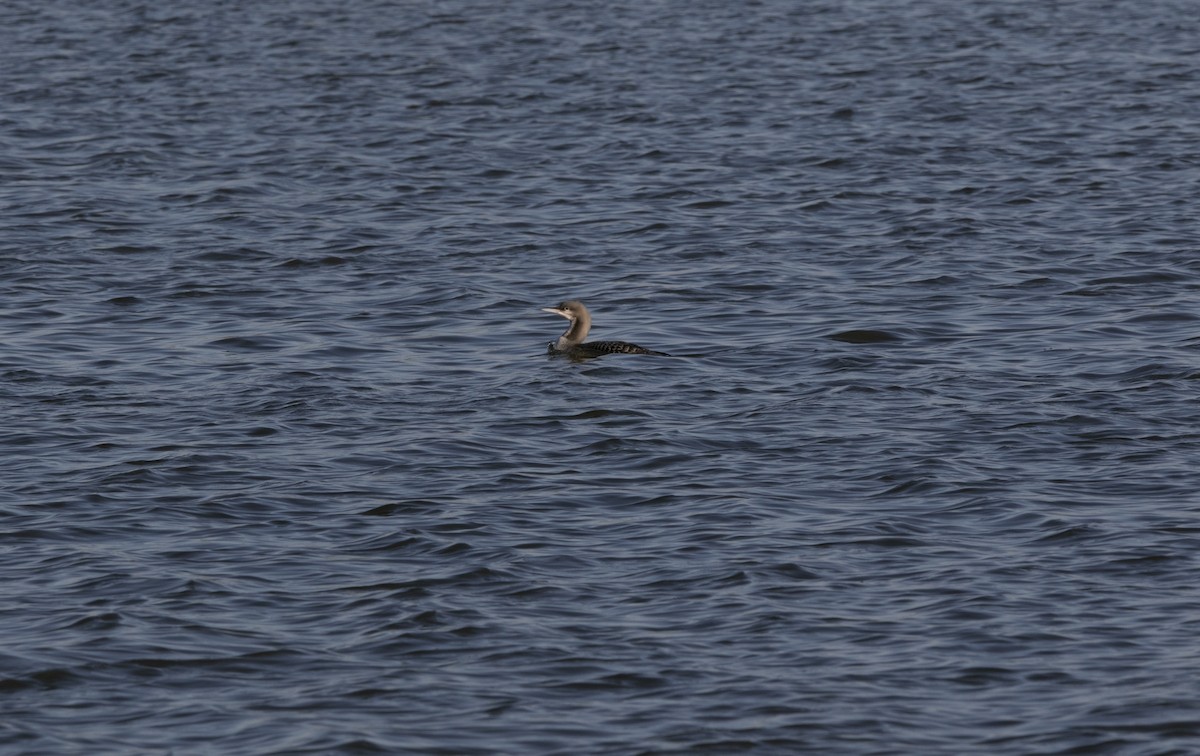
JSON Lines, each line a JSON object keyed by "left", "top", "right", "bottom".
{"left": 557, "top": 311, "right": 591, "bottom": 349}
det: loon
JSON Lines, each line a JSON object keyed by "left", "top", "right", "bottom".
{"left": 542, "top": 300, "right": 670, "bottom": 358}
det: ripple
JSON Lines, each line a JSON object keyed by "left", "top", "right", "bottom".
{"left": 3, "top": 0, "right": 1200, "bottom": 753}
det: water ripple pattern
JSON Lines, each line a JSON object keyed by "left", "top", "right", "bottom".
{"left": 3, "top": 0, "right": 1200, "bottom": 753}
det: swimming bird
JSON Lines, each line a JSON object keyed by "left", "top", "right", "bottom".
{"left": 542, "top": 300, "right": 670, "bottom": 358}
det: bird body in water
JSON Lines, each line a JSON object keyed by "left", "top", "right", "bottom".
{"left": 542, "top": 300, "right": 670, "bottom": 358}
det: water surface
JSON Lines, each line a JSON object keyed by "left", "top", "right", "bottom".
{"left": 3, "top": 0, "right": 1200, "bottom": 753}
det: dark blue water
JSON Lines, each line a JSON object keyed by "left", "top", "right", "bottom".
{"left": 4, "top": 0, "right": 1200, "bottom": 753}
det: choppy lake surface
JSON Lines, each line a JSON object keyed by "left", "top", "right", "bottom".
{"left": 3, "top": 0, "right": 1200, "bottom": 753}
